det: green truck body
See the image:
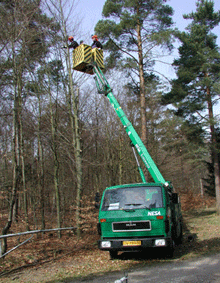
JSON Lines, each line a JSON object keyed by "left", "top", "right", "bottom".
{"left": 92, "top": 65, "right": 183, "bottom": 259}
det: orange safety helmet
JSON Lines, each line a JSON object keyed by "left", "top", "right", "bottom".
{"left": 68, "top": 36, "right": 74, "bottom": 41}
{"left": 92, "top": 35, "right": 98, "bottom": 41}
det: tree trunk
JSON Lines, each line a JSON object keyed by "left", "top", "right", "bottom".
{"left": 49, "top": 84, "right": 61, "bottom": 238}
{"left": 1, "top": 86, "right": 19, "bottom": 256}
{"left": 119, "top": 134, "right": 123, "bottom": 185}
{"left": 59, "top": 0, "right": 83, "bottom": 238}
{"left": 207, "top": 84, "right": 220, "bottom": 214}
{"left": 136, "top": 8, "right": 147, "bottom": 146}
{"left": 213, "top": 155, "right": 220, "bottom": 214}
{"left": 37, "top": 95, "right": 45, "bottom": 230}
{"left": 17, "top": 74, "right": 29, "bottom": 231}
{"left": 72, "top": 89, "right": 83, "bottom": 239}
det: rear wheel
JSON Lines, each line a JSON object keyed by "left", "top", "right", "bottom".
{"left": 165, "top": 240, "right": 174, "bottom": 258}
{"left": 109, "top": 250, "right": 118, "bottom": 260}
{"left": 174, "top": 222, "right": 183, "bottom": 245}
{"left": 176, "top": 222, "right": 183, "bottom": 245}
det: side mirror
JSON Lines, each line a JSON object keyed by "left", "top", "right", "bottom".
{"left": 95, "top": 192, "right": 100, "bottom": 209}
{"left": 171, "top": 193, "right": 179, "bottom": 204}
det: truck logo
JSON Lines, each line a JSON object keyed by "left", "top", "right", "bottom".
{"left": 126, "top": 222, "right": 136, "bottom": 227}
{"left": 148, "top": 211, "right": 161, "bottom": 216}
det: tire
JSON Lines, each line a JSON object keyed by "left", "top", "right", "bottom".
{"left": 109, "top": 250, "right": 118, "bottom": 260}
{"left": 176, "top": 223, "right": 183, "bottom": 245}
{"left": 165, "top": 240, "right": 174, "bottom": 258}
{"left": 174, "top": 222, "right": 183, "bottom": 245}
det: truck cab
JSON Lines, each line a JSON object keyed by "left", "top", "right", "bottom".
{"left": 98, "top": 183, "right": 182, "bottom": 259}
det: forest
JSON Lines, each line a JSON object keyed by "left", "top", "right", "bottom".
{"left": 0, "top": 0, "right": 220, "bottom": 256}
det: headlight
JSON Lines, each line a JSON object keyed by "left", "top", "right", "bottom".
{"left": 101, "top": 241, "right": 111, "bottom": 248}
{"left": 155, "top": 239, "right": 166, "bottom": 246}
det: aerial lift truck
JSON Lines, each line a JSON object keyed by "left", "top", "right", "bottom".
{"left": 73, "top": 44, "right": 182, "bottom": 259}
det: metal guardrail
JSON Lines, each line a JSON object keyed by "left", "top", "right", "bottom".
{"left": 1, "top": 228, "right": 129, "bottom": 282}
{"left": 0, "top": 227, "right": 75, "bottom": 258}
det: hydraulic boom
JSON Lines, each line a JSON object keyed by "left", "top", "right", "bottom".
{"left": 93, "top": 64, "right": 166, "bottom": 185}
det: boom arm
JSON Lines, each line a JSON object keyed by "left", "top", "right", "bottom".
{"left": 93, "top": 65, "right": 166, "bottom": 184}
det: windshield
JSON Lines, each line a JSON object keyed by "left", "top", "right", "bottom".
{"left": 101, "top": 186, "right": 163, "bottom": 211}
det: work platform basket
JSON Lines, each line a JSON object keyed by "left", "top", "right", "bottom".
{"left": 73, "top": 44, "right": 104, "bottom": 75}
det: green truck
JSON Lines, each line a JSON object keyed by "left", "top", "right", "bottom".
{"left": 93, "top": 65, "right": 183, "bottom": 259}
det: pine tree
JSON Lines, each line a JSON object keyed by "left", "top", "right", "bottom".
{"left": 162, "top": 0, "right": 220, "bottom": 213}
{"left": 95, "top": 0, "right": 174, "bottom": 145}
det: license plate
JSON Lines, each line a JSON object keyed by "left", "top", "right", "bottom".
{"left": 123, "top": 240, "right": 141, "bottom": 247}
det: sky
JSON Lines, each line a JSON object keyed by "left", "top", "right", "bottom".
{"left": 77, "top": 0, "right": 220, "bottom": 40}
{"left": 76, "top": 0, "right": 220, "bottom": 80}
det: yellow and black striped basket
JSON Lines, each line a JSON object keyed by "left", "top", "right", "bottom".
{"left": 73, "top": 44, "right": 104, "bottom": 75}
{"left": 73, "top": 44, "right": 93, "bottom": 74}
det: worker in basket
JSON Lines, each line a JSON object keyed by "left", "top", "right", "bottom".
{"left": 91, "top": 35, "right": 103, "bottom": 50}
{"left": 63, "top": 36, "right": 79, "bottom": 49}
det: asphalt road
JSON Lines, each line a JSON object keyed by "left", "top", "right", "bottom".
{"left": 71, "top": 252, "right": 220, "bottom": 283}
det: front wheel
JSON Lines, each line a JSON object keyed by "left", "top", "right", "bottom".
{"left": 164, "top": 240, "right": 174, "bottom": 258}
{"left": 109, "top": 250, "right": 118, "bottom": 260}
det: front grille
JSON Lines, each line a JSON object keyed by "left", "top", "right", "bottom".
{"left": 112, "top": 221, "right": 151, "bottom": 232}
